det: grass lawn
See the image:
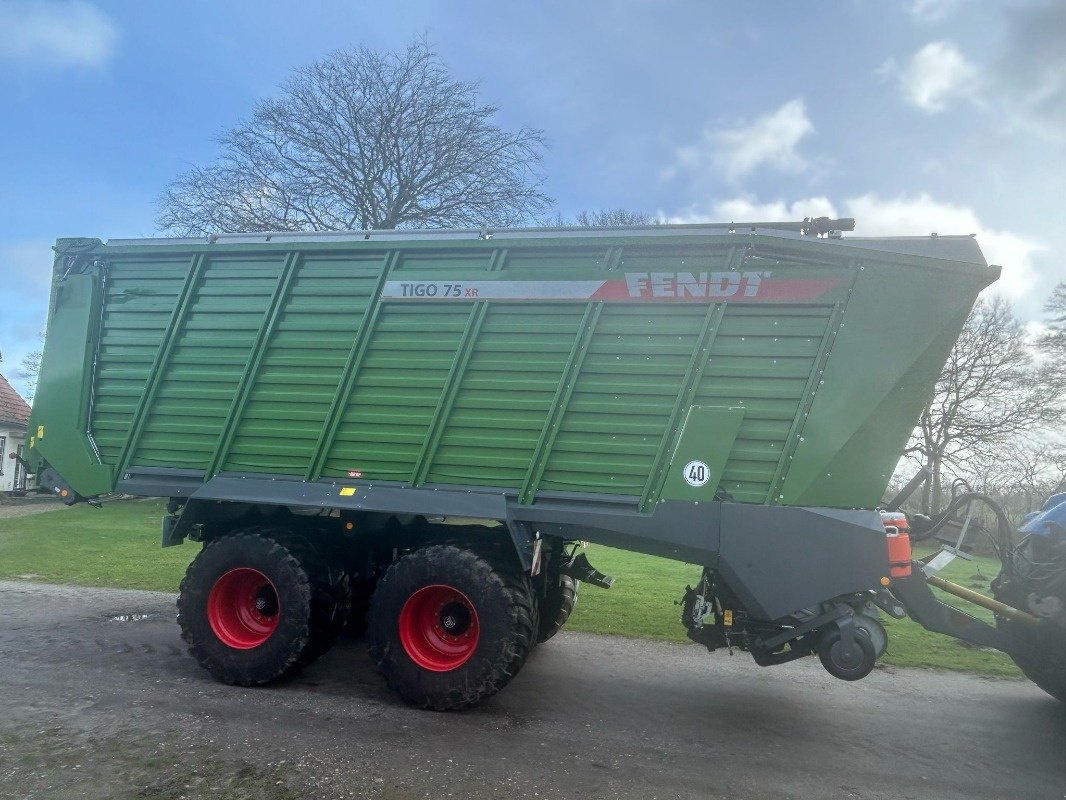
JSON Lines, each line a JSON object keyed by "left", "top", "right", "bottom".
{"left": 0, "top": 499, "right": 195, "bottom": 592}
{"left": 0, "top": 499, "right": 1021, "bottom": 677}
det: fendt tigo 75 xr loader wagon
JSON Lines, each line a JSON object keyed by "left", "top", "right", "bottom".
{"left": 24, "top": 220, "right": 1066, "bottom": 709}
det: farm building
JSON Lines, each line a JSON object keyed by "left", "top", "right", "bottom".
{"left": 0, "top": 372, "right": 30, "bottom": 494}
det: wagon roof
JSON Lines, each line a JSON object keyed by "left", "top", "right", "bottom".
{"left": 101, "top": 222, "right": 990, "bottom": 268}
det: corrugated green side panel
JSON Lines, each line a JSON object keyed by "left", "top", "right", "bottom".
{"left": 90, "top": 259, "right": 189, "bottom": 464}
{"left": 224, "top": 254, "right": 386, "bottom": 474}
{"left": 426, "top": 305, "right": 586, "bottom": 487}
{"left": 129, "top": 258, "right": 282, "bottom": 469}
{"left": 694, "top": 305, "right": 834, "bottom": 503}
{"left": 538, "top": 305, "right": 699, "bottom": 495}
{"left": 324, "top": 304, "right": 470, "bottom": 480}
{"left": 39, "top": 230, "right": 994, "bottom": 510}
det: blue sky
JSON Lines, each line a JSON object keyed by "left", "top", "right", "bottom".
{"left": 1, "top": 0, "right": 1064, "bottom": 397}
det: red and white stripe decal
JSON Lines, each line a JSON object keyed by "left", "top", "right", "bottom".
{"left": 381, "top": 272, "right": 840, "bottom": 302}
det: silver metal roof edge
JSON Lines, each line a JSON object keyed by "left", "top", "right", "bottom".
{"left": 104, "top": 222, "right": 981, "bottom": 248}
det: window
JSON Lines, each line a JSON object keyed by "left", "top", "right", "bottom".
{"left": 0, "top": 436, "right": 5, "bottom": 475}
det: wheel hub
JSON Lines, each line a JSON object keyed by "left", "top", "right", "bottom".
{"left": 207, "top": 567, "right": 280, "bottom": 650}
{"left": 399, "top": 585, "right": 480, "bottom": 672}
{"left": 439, "top": 601, "right": 472, "bottom": 636}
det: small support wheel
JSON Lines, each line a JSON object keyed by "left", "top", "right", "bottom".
{"left": 817, "top": 627, "right": 877, "bottom": 681}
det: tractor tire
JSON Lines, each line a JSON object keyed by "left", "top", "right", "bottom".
{"left": 177, "top": 530, "right": 349, "bottom": 686}
{"left": 1009, "top": 650, "right": 1066, "bottom": 702}
{"left": 994, "top": 580, "right": 1066, "bottom": 703}
{"left": 367, "top": 544, "right": 537, "bottom": 710}
{"left": 997, "top": 611, "right": 1066, "bottom": 703}
{"left": 537, "top": 574, "right": 579, "bottom": 643}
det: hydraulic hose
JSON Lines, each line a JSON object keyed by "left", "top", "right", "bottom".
{"left": 910, "top": 491, "right": 1015, "bottom": 575}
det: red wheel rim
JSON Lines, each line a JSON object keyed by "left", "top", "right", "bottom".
{"left": 207, "top": 568, "right": 280, "bottom": 649}
{"left": 398, "top": 584, "right": 480, "bottom": 672}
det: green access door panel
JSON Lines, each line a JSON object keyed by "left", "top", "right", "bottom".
{"left": 28, "top": 226, "right": 998, "bottom": 512}
{"left": 661, "top": 406, "right": 745, "bottom": 504}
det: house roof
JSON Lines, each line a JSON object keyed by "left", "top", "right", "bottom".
{"left": 0, "top": 373, "right": 30, "bottom": 428}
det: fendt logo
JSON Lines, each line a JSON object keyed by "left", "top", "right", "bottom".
{"left": 622, "top": 271, "right": 771, "bottom": 300}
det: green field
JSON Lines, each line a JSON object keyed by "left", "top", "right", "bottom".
{"left": 0, "top": 499, "right": 1021, "bottom": 676}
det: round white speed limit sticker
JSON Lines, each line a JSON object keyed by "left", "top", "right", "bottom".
{"left": 683, "top": 460, "right": 710, "bottom": 487}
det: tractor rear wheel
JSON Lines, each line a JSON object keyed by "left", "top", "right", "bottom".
{"left": 367, "top": 544, "right": 537, "bottom": 710}
{"left": 994, "top": 579, "right": 1066, "bottom": 703}
{"left": 997, "top": 612, "right": 1066, "bottom": 702}
{"left": 1009, "top": 650, "right": 1066, "bottom": 702}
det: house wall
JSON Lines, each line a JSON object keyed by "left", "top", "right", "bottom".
{"left": 0, "top": 425, "right": 28, "bottom": 493}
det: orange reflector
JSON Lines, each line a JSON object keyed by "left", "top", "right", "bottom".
{"left": 880, "top": 576, "right": 891, "bottom": 587}
{"left": 344, "top": 521, "right": 354, "bottom": 531}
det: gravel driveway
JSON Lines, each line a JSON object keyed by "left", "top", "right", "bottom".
{"left": 0, "top": 579, "right": 1064, "bottom": 800}
{"left": 0, "top": 496, "right": 67, "bottom": 520}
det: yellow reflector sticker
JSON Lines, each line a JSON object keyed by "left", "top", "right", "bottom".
{"left": 37, "top": 425, "right": 45, "bottom": 439}
{"left": 338, "top": 487, "right": 356, "bottom": 497}
{"left": 723, "top": 609, "right": 733, "bottom": 626}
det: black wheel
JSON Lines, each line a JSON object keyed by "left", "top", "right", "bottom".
{"left": 816, "top": 628, "right": 877, "bottom": 681}
{"left": 367, "top": 544, "right": 537, "bottom": 710}
{"left": 993, "top": 579, "right": 1066, "bottom": 703}
{"left": 537, "top": 574, "right": 579, "bottom": 643}
{"left": 283, "top": 534, "right": 351, "bottom": 667}
{"left": 177, "top": 530, "right": 349, "bottom": 686}
{"left": 996, "top": 614, "right": 1066, "bottom": 703}
{"left": 1008, "top": 649, "right": 1066, "bottom": 702}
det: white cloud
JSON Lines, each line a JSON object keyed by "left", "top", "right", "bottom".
{"left": 844, "top": 193, "right": 1042, "bottom": 301}
{"left": 883, "top": 4, "right": 1064, "bottom": 139}
{"left": 662, "top": 99, "right": 814, "bottom": 182}
{"left": 907, "top": 0, "right": 963, "bottom": 22}
{"left": 0, "top": 1, "right": 118, "bottom": 69}
{"left": 664, "top": 196, "right": 837, "bottom": 225}
{"left": 897, "top": 41, "right": 978, "bottom": 113}
{"left": 667, "top": 193, "right": 1043, "bottom": 303}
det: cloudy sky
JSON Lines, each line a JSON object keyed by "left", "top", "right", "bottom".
{"left": 1, "top": 0, "right": 1063, "bottom": 397}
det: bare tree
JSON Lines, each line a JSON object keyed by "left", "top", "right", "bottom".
{"left": 566, "top": 208, "right": 661, "bottom": 227}
{"left": 157, "top": 40, "right": 552, "bottom": 234}
{"left": 13, "top": 333, "right": 43, "bottom": 401}
{"left": 1038, "top": 282, "right": 1065, "bottom": 353}
{"left": 972, "top": 441, "right": 1066, "bottom": 516}
{"left": 905, "top": 297, "right": 1063, "bottom": 514}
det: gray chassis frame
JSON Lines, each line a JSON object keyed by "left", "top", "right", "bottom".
{"left": 120, "top": 466, "right": 889, "bottom": 624}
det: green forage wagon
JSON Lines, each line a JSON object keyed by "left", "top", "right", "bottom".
{"left": 29, "top": 220, "right": 1066, "bottom": 709}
